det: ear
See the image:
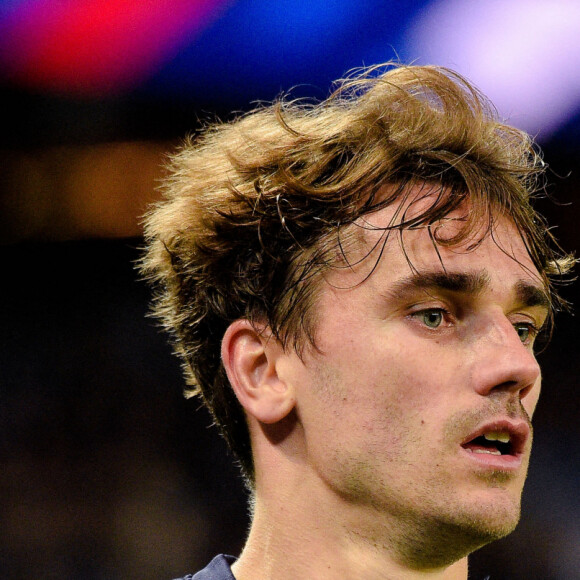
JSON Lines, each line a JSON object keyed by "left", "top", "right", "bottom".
{"left": 221, "top": 319, "right": 296, "bottom": 424}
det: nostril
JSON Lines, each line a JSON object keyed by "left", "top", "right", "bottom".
{"left": 487, "top": 378, "right": 536, "bottom": 401}
{"left": 519, "top": 383, "right": 534, "bottom": 400}
{"left": 493, "top": 380, "right": 523, "bottom": 394}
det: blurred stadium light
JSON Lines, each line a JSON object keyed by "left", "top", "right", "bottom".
{"left": 1, "top": 0, "right": 578, "bottom": 142}
{"left": 405, "top": 0, "right": 580, "bottom": 138}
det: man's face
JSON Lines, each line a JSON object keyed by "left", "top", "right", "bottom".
{"left": 278, "top": 195, "right": 549, "bottom": 563}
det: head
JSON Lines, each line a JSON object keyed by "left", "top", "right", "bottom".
{"left": 141, "top": 63, "right": 572, "bottom": 490}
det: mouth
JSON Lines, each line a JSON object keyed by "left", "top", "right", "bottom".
{"left": 460, "top": 419, "right": 530, "bottom": 470}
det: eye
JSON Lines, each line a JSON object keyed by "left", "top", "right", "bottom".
{"left": 513, "top": 322, "right": 538, "bottom": 344}
{"left": 416, "top": 309, "right": 445, "bottom": 329}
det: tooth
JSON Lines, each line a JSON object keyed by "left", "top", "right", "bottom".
{"left": 473, "top": 449, "right": 502, "bottom": 455}
{"left": 483, "top": 431, "right": 510, "bottom": 443}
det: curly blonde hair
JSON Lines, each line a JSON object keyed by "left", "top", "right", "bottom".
{"left": 141, "top": 63, "right": 573, "bottom": 482}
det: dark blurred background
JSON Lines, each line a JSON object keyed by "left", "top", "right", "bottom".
{"left": 0, "top": 1, "right": 579, "bottom": 578}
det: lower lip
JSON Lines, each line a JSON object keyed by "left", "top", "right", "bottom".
{"left": 460, "top": 448, "right": 524, "bottom": 471}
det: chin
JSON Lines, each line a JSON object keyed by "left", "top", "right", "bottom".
{"left": 444, "top": 492, "right": 523, "bottom": 555}
{"left": 457, "top": 470, "right": 526, "bottom": 539}
{"left": 464, "top": 506, "right": 520, "bottom": 543}
{"left": 408, "top": 511, "right": 521, "bottom": 569}
{"left": 412, "top": 491, "right": 523, "bottom": 567}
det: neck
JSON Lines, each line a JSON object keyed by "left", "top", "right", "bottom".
{"left": 232, "top": 470, "right": 469, "bottom": 580}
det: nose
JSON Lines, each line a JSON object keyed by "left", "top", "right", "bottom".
{"left": 471, "top": 314, "right": 541, "bottom": 402}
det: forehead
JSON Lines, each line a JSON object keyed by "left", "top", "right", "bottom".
{"left": 333, "top": 189, "right": 543, "bottom": 290}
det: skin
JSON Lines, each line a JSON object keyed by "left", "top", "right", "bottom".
{"left": 222, "top": 192, "right": 549, "bottom": 580}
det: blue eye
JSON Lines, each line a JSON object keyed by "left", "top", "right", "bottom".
{"left": 420, "top": 310, "right": 444, "bottom": 328}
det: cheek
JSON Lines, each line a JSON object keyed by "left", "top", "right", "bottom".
{"left": 302, "top": 324, "right": 458, "bottom": 433}
{"left": 341, "top": 354, "right": 449, "bottom": 439}
{"left": 368, "top": 341, "right": 455, "bottom": 406}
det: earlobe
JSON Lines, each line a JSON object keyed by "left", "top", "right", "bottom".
{"left": 221, "top": 319, "right": 296, "bottom": 424}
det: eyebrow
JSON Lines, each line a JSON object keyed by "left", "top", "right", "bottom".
{"left": 388, "top": 271, "right": 551, "bottom": 310}
{"left": 514, "top": 279, "right": 551, "bottom": 310}
{"left": 389, "top": 271, "right": 490, "bottom": 298}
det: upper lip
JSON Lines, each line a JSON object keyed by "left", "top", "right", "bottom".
{"left": 460, "top": 418, "right": 531, "bottom": 456}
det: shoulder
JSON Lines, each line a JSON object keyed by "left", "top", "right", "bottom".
{"left": 173, "top": 554, "right": 237, "bottom": 580}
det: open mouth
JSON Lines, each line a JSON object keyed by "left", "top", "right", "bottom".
{"left": 460, "top": 421, "right": 529, "bottom": 461}
{"left": 462, "top": 432, "right": 514, "bottom": 456}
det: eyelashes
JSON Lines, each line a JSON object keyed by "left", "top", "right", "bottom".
{"left": 410, "top": 308, "right": 450, "bottom": 329}
{"left": 408, "top": 306, "right": 546, "bottom": 347}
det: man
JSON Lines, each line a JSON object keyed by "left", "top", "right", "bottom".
{"left": 141, "top": 63, "right": 573, "bottom": 579}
